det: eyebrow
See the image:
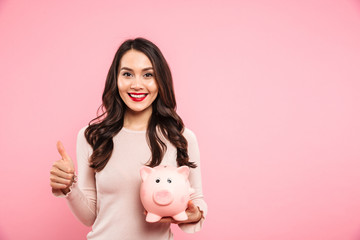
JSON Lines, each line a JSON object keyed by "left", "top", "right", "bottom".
{"left": 119, "top": 67, "right": 153, "bottom": 71}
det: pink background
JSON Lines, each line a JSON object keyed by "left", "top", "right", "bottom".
{"left": 1, "top": 0, "right": 360, "bottom": 239}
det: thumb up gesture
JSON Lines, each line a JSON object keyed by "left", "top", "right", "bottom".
{"left": 50, "top": 141, "right": 76, "bottom": 195}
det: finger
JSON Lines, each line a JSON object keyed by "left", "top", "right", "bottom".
{"left": 187, "top": 200, "right": 196, "bottom": 211}
{"left": 50, "top": 173, "right": 73, "bottom": 186}
{"left": 158, "top": 217, "right": 175, "bottom": 223}
{"left": 50, "top": 165, "right": 74, "bottom": 179}
{"left": 53, "top": 160, "right": 74, "bottom": 174}
{"left": 50, "top": 181, "right": 68, "bottom": 189}
{"left": 186, "top": 201, "right": 202, "bottom": 222}
{"left": 57, "top": 141, "right": 72, "bottom": 162}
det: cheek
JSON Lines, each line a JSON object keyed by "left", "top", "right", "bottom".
{"left": 117, "top": 78, "right": 125, "bottom": 91}
{"left": 147, "top": 80, "right": 158, "bottom": 93}
{"left": 117, "top": 79, "right": 129, "bottom": 98}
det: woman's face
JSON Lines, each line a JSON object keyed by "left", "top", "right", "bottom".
{"left": 117, "top": 49, "right": 159, "bottom": 114}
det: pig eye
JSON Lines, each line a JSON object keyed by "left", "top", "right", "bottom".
{"left": 155, "top": 178, "right": 160, "bottom": 183}
{"left": 167, "top": 178, "right": 172, "bottom": 183}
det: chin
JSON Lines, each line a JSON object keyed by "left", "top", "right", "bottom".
{"left": 127, "top": 105, "right": 152, "bottom": 113}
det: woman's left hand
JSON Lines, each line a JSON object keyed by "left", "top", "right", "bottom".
{"left": 158, "top": 200, "right": 202, "bottom": 224}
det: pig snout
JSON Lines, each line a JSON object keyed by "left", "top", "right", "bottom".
{"left": 153, "top": 190, "right": 174, "bottom": 206}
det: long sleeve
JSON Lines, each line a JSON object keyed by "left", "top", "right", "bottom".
{"left": 52, "top": 126, "right": 97, "bottom": 226}
{"left": 178, "top": 128, "right": 208, "bottom": 233}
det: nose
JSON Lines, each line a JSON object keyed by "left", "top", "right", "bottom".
{"left": 153, "top": 190, "right": 174, "bottom": 206}
{"left": 130, "top": 76, "right": 143, "bottom": 90}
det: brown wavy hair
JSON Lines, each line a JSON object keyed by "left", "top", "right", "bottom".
{"left": 84, "top": 37, "right": 196, "bottom": 172}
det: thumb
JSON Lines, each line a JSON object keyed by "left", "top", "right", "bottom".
{"left": 187, "top": 200, "right": 197, "bottom": 211}
{"left": 57, "top": 141, "right": 72, "bottom": 163}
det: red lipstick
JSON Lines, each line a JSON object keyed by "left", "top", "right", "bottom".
{"left": 128, "top": 93, "right": 148, "bottom": 102}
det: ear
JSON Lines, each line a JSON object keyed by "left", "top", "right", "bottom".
{"left": 177, "top": 166, "right": 190, "bottom": 178}
{"left": 140, "top": 166, "right": 154, "bottom": 181}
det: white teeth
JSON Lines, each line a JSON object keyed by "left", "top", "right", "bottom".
{"left": 129, "top": 94, "right": 147, "bottom": 98}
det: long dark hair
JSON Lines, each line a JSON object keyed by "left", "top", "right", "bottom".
{"left": 84, "top": 37, "right": 196, "bottom": 172}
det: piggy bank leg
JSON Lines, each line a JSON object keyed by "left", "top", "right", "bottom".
{"left": 172, "top": 211, "right": 188, "bottom": 221}
{"left": 146, "top": 212, "right": 162, "bottom": 223}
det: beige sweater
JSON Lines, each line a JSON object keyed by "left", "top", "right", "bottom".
{"left": 53, "top": 126, "right": 207, "bottom": 240}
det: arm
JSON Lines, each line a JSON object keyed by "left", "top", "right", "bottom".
{"left": 52, "top": 126, "right": 97, "bottom": 226}
{"left": 178, "top": 128, "right": 208, "bottom": 233}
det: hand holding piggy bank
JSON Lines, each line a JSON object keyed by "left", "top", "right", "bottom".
{"left": 140, "top": 165, "right": 195, "bottom": 223}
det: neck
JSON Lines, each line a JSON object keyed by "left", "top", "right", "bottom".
{"left": 123, "top": 106, "right": 153, "bottom": 131}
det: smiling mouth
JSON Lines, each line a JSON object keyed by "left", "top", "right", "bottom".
{"left": 128, "top": 93, "right": 148, "bottom": 102}
{"left": 128, "top": 93, "right": 148, "bottom": 98}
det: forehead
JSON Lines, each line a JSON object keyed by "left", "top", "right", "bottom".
{"left": 119, "top": 49, "right": 153, "bottom": 69}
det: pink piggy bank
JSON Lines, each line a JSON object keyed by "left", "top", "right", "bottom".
{"left": 140, "top": 165, "right": 195, "bottom": 223}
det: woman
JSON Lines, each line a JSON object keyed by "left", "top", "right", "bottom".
{"left": 50, "top": 37, "right": 207, "bottom": 239}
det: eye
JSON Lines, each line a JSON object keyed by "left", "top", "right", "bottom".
{"left": 167, "top": 178, "right": 172, "bottom": 183}
{"left": 144, "top": 72, "right": 153, "bottom": 78}
{"left": 155, "top": 178, "right": 160, "bottom": 183}
{"left": 122, "top": 72, "right": 132, "bottom": 77}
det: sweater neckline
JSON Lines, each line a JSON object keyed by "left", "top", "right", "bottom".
{"left": 122, "top": 127, "right": 146, "bottom": 133}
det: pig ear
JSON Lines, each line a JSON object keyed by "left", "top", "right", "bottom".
{"left": 140, "top": 166, "right": 154, "bottom": 181}
{"left": 177, "top": 166, "right": 190, "bottom": 178}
